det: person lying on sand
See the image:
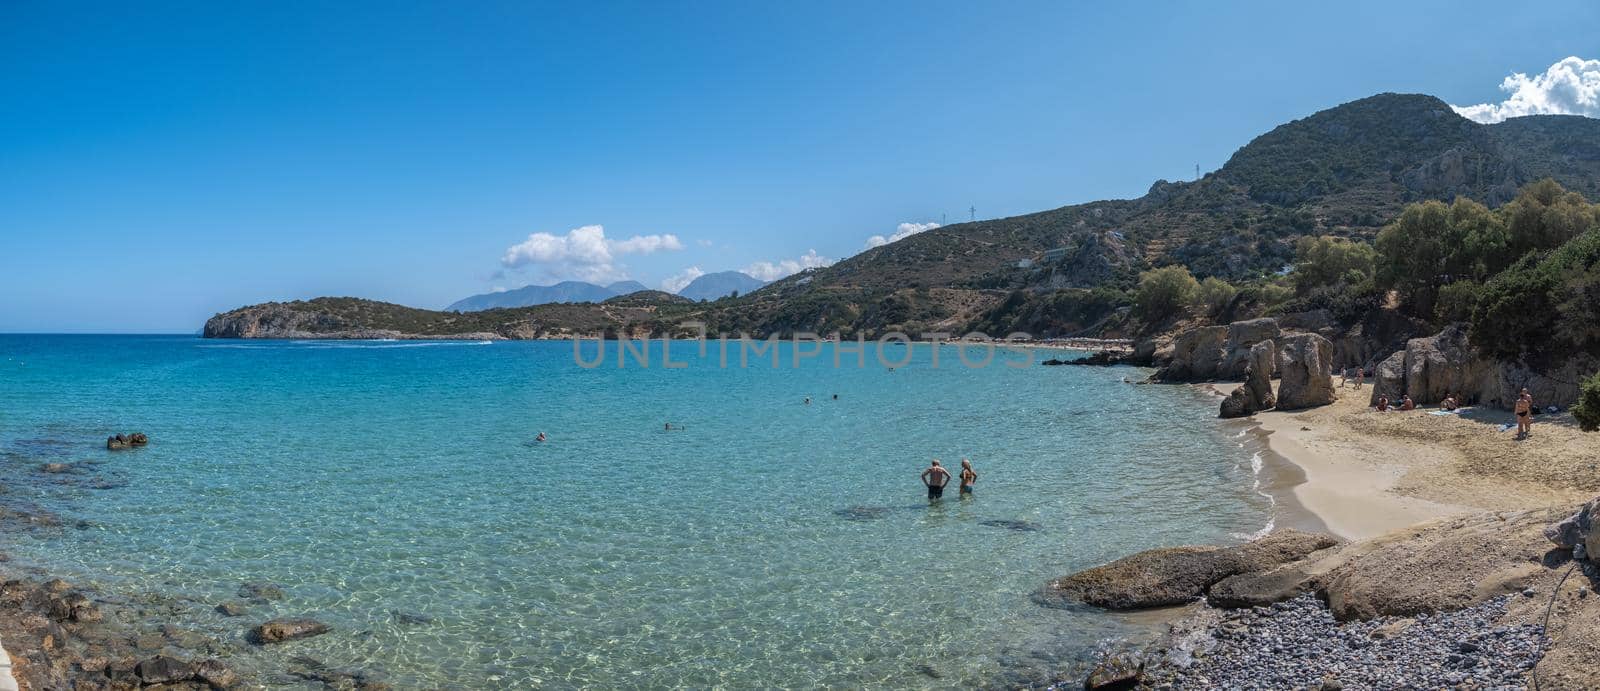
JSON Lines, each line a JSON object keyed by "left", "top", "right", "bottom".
{"left": 1401, "top": 395, "right": 1415, "bottom": 411}
{"left": 959, "top": 459, "right": 977, "bottom": 497}
{"left": 1376, "top": 396, "right": 1390, "bottom": 412}
{"left": 1441, "top": 394, "right": 1458, "bottom": 411}
{"left": 922, "top": 460, "right": 951, "bottom": 500}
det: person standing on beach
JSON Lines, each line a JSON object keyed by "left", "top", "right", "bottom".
{"left": 921, "top": 460, "right": 951, "bottom": 500}
{"left": 959, "top": 459, "right": 977, "bottom": 497}
{"left": 1339, "top": 367, "right": 1350, "bottom": 388}
{"left": 1515, "top": 390, "right": 1534, "bottom": 438}
{"left": 1354, "top": 368, "right": 1365, "bottom": 389}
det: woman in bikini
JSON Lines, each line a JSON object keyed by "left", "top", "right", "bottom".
{"left": 959, "top": 458, "right": 978, "bottom": 497}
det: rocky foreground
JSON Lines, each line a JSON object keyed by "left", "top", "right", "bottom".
{"left": 1047, "top": 504, "right": 1600, "bottom": 689}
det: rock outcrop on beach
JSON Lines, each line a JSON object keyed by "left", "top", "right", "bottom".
{"left": 1365, "top": 324, "right": 1600, "bottom": 410}
{"left": 1156, "top": 318, "right": 1280, "bottom": 382}
{"left": 1220, "top": 340, "right": 1277, "bottom": 418}
{"left": 1368, "top": 324, "right": 1486, "bottom": 407}
{"left": 1545, "top": 496, "right": 1600, "bottom": 561}
{"left": 1038, "top": 529, "right": 1338, "bottom": 610}
{"left": 1274, "top": 333, "right": 1336, "bottom": 409}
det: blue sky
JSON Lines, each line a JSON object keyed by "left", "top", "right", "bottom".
{"left": 3, "top": 1, "right": 1598, "bottom": 332}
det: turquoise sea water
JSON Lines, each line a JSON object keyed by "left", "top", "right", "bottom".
{"left": 0, "top": 335, "right": 1274, "bottom": 688}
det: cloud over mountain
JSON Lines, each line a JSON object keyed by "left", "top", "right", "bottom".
{"left": 743, "top": 249, "right": 834, "bottom": 281}
{"left": 500, "top": 225, "right": 683, "bottom": 283}
{"left": 866, "top": 221, "right": 940, "bottom": 248}
{"left": 1452, "top": 56, "right": 1600, "bottom": 124}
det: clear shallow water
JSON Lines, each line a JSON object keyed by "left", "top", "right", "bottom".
{"left": 0, "top": 335, "right": 1272, "bottom": 688}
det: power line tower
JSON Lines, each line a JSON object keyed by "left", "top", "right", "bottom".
{"left": 941, "top": 212, "right": 947, "bottom": 225}
{"left": 1195, "top": 164, "right": 1200, "bottom": 181}
{"left": 969, "top": 205, "right": 975, "bottom": 222}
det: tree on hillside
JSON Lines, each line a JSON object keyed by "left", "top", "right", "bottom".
{"left": 1135, "top": 266, "right": 1199, "bottom": 320}
{"left": 1375, "top": 200, "right": 1452, "bottom": 316}
{"left": 1291, "top": 235, "right": 1376, "bottom": 293}
{"left": 1502, "top": 178, "right": 1600, "bottom": 258}
{"left": 1193, "top": 276, "right": 1237, "bottom": 316}
{"left": 1575, "top": 372, "right": 1600, "bottom": 432}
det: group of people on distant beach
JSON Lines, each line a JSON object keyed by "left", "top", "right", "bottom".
{"left": 1370, "top": 386, "right": 1540, "bottom": 439}
{"left": 920, "top": 459, "right": 977, "bottom": 500}
{"left": 1339, "top": 366, "right": 1366, "bottom": 389}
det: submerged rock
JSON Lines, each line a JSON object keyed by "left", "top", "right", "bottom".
{"left": 249, "top": 617, "right": 330, "bottom": 644}
{"left": 833, "top": 506, "right": 892, "bottom": 521}
{"left": 216, "top": 600, "right": 249, "bottom": 617}
{"left": 136, "top": 655, "right": 194, "bottom": 684}
{"left": 238, "top": 581, "right": 286, "bottom": 601}
{"left": 978, "top": 519, "right": 1043, "bottom": 532}
{"left": 105, "top": 432, "right": 149, "bottom": 450}
{"left": 1083, "top": 652, "right": 1143, "bottom": 690}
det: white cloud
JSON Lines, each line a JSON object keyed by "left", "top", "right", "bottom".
{"left": 696, "top": 239, "right": 715, "bottom": 248}
{"left": 662, "top": 266, "right": 705, "bottom": 293}
{"left": 499, "top": 224, "right": 683, "bottom": 283}
{"left": 743, "top": 249, "right": 835, "bottom": 281}
{"left": 866, "top": 221, "right": 941, "bottom": 249}
{"left": 1452, "top": 56, "right": 1600, "bottom": 124}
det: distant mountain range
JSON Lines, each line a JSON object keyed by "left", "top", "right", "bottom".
{"left": 446, "top": 273, "right": 765, "bottom": 311}
{"left": 677, "top": 271, "right": 768, "bottom": 301}
{"left": 447, "top": 280, "right": 648, "bottom": 311}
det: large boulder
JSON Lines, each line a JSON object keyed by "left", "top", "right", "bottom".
{"left": 1219, "top": 340, "right": 1276, "bottom": 418}
{"left": 1545, "top": 496, "right": 1600, "bottom": 561}
{"left": 1155, "top": 326, "right": 1228, "bottom": 381}
{"left": 1274, "top": 333, "right": 1337, "bottom": 410}
{"left": 1321, "top": 508, "right": 1562, "bottom": 620}
{"left": 1400, "top": 324, "right": 1488, "bottom": 405}
{"left": 1219, "top": 318, "right": 1279, "bottom": 378}
{"left": 1039, "top": 530, "right": 1338, "bottom": 610}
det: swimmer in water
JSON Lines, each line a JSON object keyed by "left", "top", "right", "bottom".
{"left": 959, "top": 458, "right": 977, "bottom": 497}
{"left": 664, "top": 422, "right": 671, "bottom": 431}
{"left": 804, "top": 397, "right": 811, "bottom": 405}
{"left": 535, "top": 432, "right": 547, "bottom": 442}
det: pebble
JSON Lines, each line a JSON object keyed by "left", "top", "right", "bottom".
{"left": 1149, "top": 595, "right": 1545, "bottom": 690}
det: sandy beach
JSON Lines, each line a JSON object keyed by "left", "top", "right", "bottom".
{"left": 1217, "top": 381, "right": 1595, "bottom": 540}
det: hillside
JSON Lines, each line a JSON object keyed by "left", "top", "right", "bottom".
{"left": 206, "top": 93, "right": 1600, "bottom": 341}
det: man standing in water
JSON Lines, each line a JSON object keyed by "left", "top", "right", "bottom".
{"left": 921, "top": 459, "right": 951, "bottom": 500}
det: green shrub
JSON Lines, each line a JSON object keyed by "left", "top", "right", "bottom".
{"left": 1292, "top": 236, "right": 1376, "bottom": 293}
{"left": 1433, "top": 281, "right": 1481, "bottom": 325}
{"left": 1193, "top": 277, "right": 1237, "bottom": 316}
{"left": 1575, "top": 371, "right": 1600, "bottom": 432}
{"left": 1135, "top": 266, "right": 1199, "bottom": 320}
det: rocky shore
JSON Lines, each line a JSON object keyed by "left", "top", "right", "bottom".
{"left": 1051, "top": 505, "right": 1600, "bottom": 689}
{"left": 0, "top": 433, "right": 392, "bottom": 691}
